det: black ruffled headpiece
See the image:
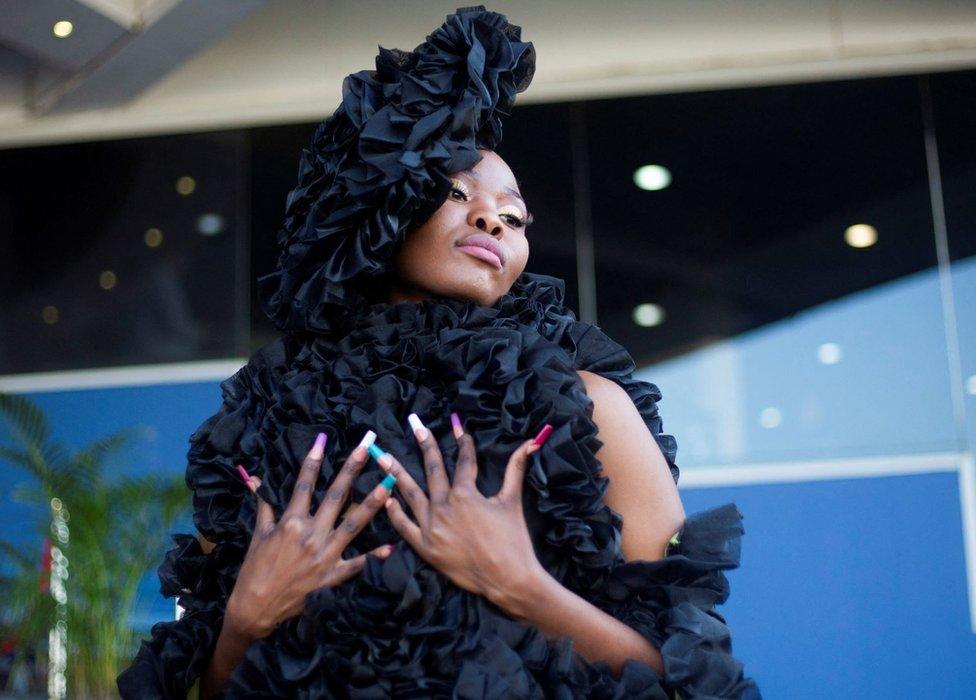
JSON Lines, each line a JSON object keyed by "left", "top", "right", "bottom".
{"left": 119, "top": 6, "right": 759, "bottom": 698}
{"left": 256, "top": 4, "right": 535, "bottom": 333}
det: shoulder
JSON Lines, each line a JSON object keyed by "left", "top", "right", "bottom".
{"left": 575, "top": 370, "right": 642, "bottom": 427}
{"left": 574, "top": 370, "right": 685, "bottom": 561}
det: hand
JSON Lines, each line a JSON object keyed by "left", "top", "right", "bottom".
{"left": 225, "top": 432, "right": 397, "bottom": 641}
{"left": 377, "top": 412, "right": 553, "bottom": 613}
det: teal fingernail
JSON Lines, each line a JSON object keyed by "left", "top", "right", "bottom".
{"left": 380, "top": 473, "right": 397, "bottom": 491}
{"left": 368, "top": 443, "right": 385, "bottom": 462}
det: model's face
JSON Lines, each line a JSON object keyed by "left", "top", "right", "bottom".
{"left": 390, "top": 149, "right": 532, "bottom": 307}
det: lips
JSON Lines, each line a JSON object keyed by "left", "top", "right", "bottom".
{"left": 455, "top": 232, "right": 505, "bottom": 270}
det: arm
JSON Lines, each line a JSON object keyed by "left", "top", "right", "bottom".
{"left": 199, "top": 615, "right": 257, "bottom": 699}
{"left": 489, "top": 370, "right": 686, "bottom": 678}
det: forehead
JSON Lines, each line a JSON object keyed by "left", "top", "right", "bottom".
{"left": 464, "top": 150, "right": 517, "bottom": 184}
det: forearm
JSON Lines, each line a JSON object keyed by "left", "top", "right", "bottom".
{"left": 199, "top": 616, "right": 254, "bottom": 699}
{"left": 497, "top": 568, "right": 664, "bottom": 678}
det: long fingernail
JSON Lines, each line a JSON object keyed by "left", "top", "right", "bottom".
{"left": 408, "top": 413, "right": 429, "bottom": 441}
{"left": 354, "top": 429, "right": 377, "bottom": 459}
{"left": 309, "top": 432, "right": 327, "bottom": 460}
{"left": 368, "top": 443, "right": 393, "bottom": 470}
{"left": 380, "top": 473, "right": 397, "bottom": 491}
{"left": 532, "top": 423, "right": 554, "bottom": 446}
{"left": 450, "top": 411, "right": 463, "bottom": 438}
{"left": 236, "top": 464, "right": 251, "bottom": 485}
{"left": 359, "top": 429, "right": 377, "bottom": 449}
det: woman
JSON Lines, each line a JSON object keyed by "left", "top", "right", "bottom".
{"left": 119, "top": 6, "right": 759, "bottom": 698}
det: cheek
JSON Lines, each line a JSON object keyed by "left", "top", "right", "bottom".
{"left": 511, "top": 237, "right": 530, "bottom": 273}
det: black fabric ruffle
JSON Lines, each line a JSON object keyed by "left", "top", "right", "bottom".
{"left": 255, "top": 4, "right": 535, "bottom": 334}
{"left": 118, "top": 272, "right": 759, "bottom": 698}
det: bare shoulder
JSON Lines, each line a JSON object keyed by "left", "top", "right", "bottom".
{"left": 575, "top": 370, "right": 646, "bottom": 430}
{"left": 574, "top": 369, "right": 685, "bottom": 561}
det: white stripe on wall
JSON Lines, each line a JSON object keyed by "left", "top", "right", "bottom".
{"left": 0, "top": 359, "right": 248, "bottom": 393}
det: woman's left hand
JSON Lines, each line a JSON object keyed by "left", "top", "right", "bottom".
{"left": 377, "top": 414, "right": 551, "bottom": 612}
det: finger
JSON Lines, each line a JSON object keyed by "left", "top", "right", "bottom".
{"left": 250, "top": 478, "right": 275, "bottom": 537}
{"left": 325, "top": 473, "right": 398, "bottom": 558}
{"left": 324, "top": 543, "right": 396, "bottom": 586}
{"left": 313, "top": 431, "right": 375, "bottom": 533}
{"left": 284, "top": 432, "right": 328, "bottom": 518}
{"left": 498, "top": 439, "right": 536, "bottom": 503}
{"left": 374, "top": 448, "right": 430, "bottom": 527}
{"left": 408, "top": 413, "right": 449, "bottom": 503}
{"left": 453, "top": 432, "right": 479, "bottom": 490}
{"left": 384, "top": 497, "right": 423, "bottom": 552}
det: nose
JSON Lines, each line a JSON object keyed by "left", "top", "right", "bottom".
{"left": 467, "top": 200, "right": 504, "bottom": 237}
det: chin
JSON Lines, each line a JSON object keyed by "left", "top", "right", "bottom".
{"left": 445, "top": 281, "right": 506, "bottom": 307}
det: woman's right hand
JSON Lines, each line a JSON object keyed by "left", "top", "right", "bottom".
{"left": 225, "top": 432, "right": 397, "bottom": 642}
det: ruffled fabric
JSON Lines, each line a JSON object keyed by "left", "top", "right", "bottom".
{"left": 255, "top": 4, "right": 535, "bottom": 334}
{"left": 118, "top": 272, "right": 759, "bottom": 698}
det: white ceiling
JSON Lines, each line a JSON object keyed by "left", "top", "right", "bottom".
{"left": 1, "top": 0, "right": 975, "bottom": 148}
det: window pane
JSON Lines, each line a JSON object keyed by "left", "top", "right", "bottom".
{"left": 0, "top": 131, "right": 248, "bottom": 374}
{"left": 586, "top": 75, "right": 953, "bottom": 464}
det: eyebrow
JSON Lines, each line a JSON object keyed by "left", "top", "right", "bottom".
{"left": 460, "top": 167, "right": 526, "bottom": 206}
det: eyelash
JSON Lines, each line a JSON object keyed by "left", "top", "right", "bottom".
{"left": 449, "top": 183, "right": 529, "bottom": 229}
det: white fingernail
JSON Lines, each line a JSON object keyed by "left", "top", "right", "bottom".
{"left": 358, "top": 430, "right": 377, "bottom": 449}
{"left": 407, "top": 413, "right": 429, "bottom": 441}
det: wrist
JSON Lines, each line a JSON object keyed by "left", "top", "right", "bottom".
{"left": 223, "top": 596, "right": 262, "bottom": 644}
{"left": 491, "top": 563, "right": 557, "bottom": 624}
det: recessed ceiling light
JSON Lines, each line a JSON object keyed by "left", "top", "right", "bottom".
{"left": 817, "top": 342, "right": 843, "bottom": 365}
{"left": 632, "top": 303, "right": 665, "bottom": 327}
{"left": 41, "top": 305, "right": 59, "bottom": 324}
{"left": 845, "top": 224, "right": 877, "bottom": 248}
{"left": 759, "top": 407, "right": 782, "bottom": 429}
{"left": 176, "top": 176, "right": 196, "bottom": 195}
{"left": 196, "top": 213, "right": 226, "bottom": 236}
{"left": 633, "top": 165, "right": 672, "bottom": 191}
{"left": 52, "top": 21, "right": 73, "bottom": 38}
{"left": 144, "top": 227, "right": 163, "bottom": 247}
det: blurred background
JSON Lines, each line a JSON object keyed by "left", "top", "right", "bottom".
{"left": 1, "top": 0, "right": 975, "bottom": 697}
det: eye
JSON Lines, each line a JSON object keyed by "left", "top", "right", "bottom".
{"left": 499, "top": 205, "right": 528, "bottom": 229}
{"left": 449, "top": 178, "right": 470, "bottom": 201}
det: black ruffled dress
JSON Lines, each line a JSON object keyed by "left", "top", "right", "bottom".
{"left": 118, "top": 6, "right": 759, "bottom": 699}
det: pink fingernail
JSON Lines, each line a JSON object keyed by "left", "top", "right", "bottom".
{"left": 235, "top": 464, "right": 251, "bottom": 485}
{"left": 450, "top": 412, "right": 463, "bottom": 435}
{"left": 532, "top": 424, "right": 554, "bottom": 446}
{"left": 309, "top": 432, "right": 327, "bottom": 460}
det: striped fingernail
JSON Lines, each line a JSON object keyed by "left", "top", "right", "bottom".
{"left": 407, "top": 413, "right": 429, "bottom": 441}
{"left": 532, "top": 423, "right": 554, "bottom": 446}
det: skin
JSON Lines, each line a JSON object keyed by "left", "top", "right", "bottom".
{"left": 388, "top": 149, "right": 532, "bottom": 307}
{"left": 200, "top": 149, "right": 686, "bottom": 695}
